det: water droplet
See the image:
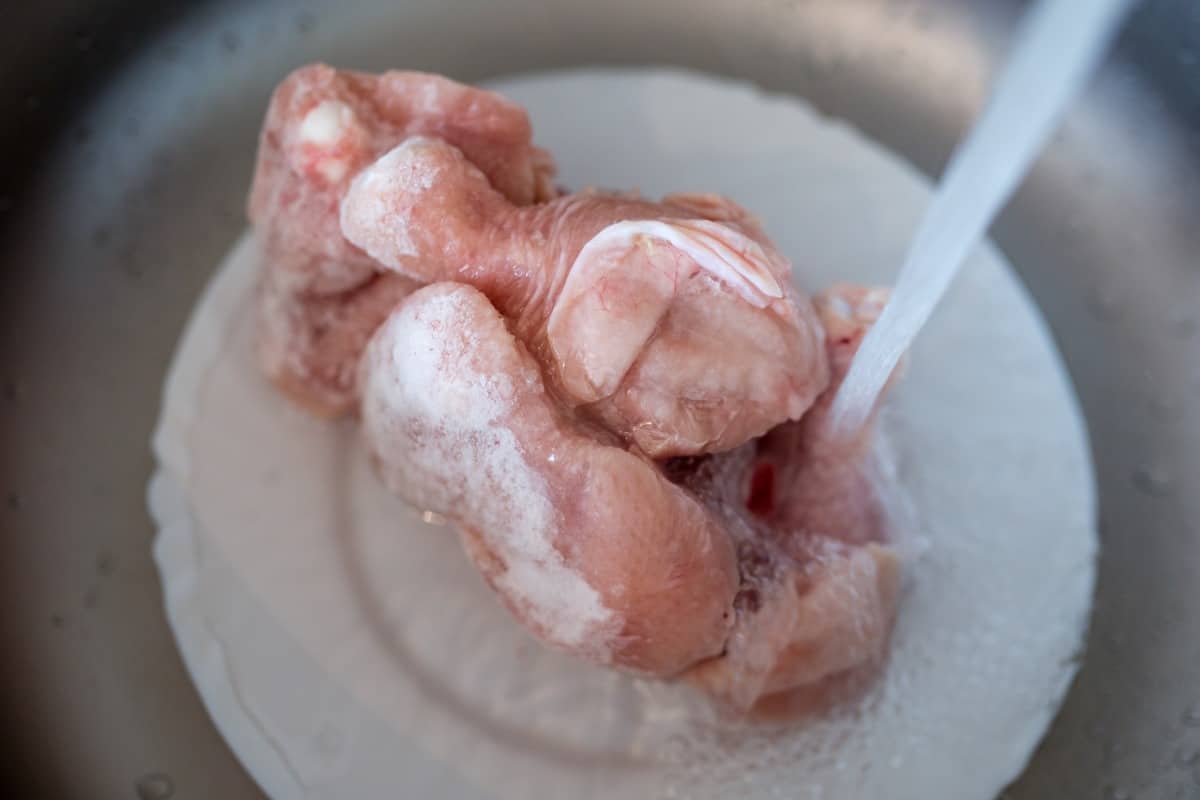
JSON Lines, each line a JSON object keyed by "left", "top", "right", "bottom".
{"left": 1103, "top": 785, "right": 1131, "bottom": 800}
{"left": 96, "top": 552, "right": 115, "bottom": 576}
{"left": 1148, "top": 395, "right": 1180, "bottom": 422}
{"left": 135, "top": 773, "right": 174, "bottom": 800}
{"left": 1086, "top": 286, "right": 1122, "bottom": 321}
{"left": 295, "top": 11, "right": 317, "bottom": 34}
{"left": 1175, "top": 746, "right": 1200, "bottom": 767}
{"left": 1183, "top": 702, "right": 1200, "bottom": 726}
{"left": 421, "top": 510, "right": 446, "bottom": 525}
{"left": 659, "top": 734, "right": 687, "bottom": 763}
{"left": 50, "top": 614, "right": 65, "bottom": 629}
{"left": 315, "top": 723, "right": 344, "bottom": 756}
{"left": 6, "top": 492, "right": 20, "bottom": 510}
{"left": 913, "top": 7, "right": 936, "bottom": 29}
{"left": 220, "top": 31, "right": 241, "bottom": 53}
{"left": 1132, "top": 464, "right": 1174, "bottom": 497}
{"left": 120, "top": 247, "right": 144, "bottom": 280}
{"left": 1169, "top": 315, "right": 1197, "bottom": 339}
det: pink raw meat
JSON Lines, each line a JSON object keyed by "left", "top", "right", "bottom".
{"left": 250, "top": 63, "right": 557, "bottom": 295}
{"left": 249, "top": 66, "right": 907, "bottom": 711}
{"left": 359, "top": 283, "right": 739, "bottom": 675}
{"left": 248, "top": 65, "right": 557, "bottom": 414}
{"left": 257, "top": 272, "right": 419, "bottom": 416}
{"left": 681, "top": 285, "right": 902, "bottom": 709}
{"left": 341, "top": 137, "right": 829, "bottom": 457}
{"left": 358, "top": 276, "right": 902, "bottom": 709}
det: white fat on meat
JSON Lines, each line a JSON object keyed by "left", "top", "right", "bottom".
{"left": 295, "top": 99, "right": 363, "bottom": 183}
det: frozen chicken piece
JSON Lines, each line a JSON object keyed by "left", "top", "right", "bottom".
{"left": 342, "top": 137, "right": 829, "bottom": 457}
{"left": 248, "top": 64, "right": 557, "bottom": 413}
{"left": 250, "top": 66, "right": 906, "bottom": 711}
{"left": 684, "top": 284, "right": 902, "bottom": 709}
{"left": 257, "top": 271, "right": 420, "bottom": 416}
{"left": 249, "top": 63, "right": 557, "bottom": 295}
{"left": 358, "top": 277, "right": 901, "bottom": 708}
{"left": 359, "top": 282, "right": 739, "bottom": 675}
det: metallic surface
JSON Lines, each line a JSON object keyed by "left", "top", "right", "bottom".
{"left": 1, "top": 0, "right": 1197, "bottom": 797}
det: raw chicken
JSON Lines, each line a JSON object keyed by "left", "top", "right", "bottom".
{"left": 248, "top": 64, "right": 557, "bottom": 414}
{"left": 341, "top": 137, "right": 829, "bottom": 457}
{"left": 359, "top": 283, "right": 739, "bottom": 675}
{"left": 682, "top": 285, "right": 902, "bottom": 709}
{"left": 250, "top": 65, "right": 906, "bottom": 711}
{"left": 358, "top": 274, "right": 901, "bottom": 708}
{"left": 257, "top": 272, "right": 418, "bottom": 415}
{"left": 249, "top": 63, "right": 557, "bottom": 295}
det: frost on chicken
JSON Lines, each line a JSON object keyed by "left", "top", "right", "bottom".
{"left": 248, "top": 64, "right": 557, "bottom": 414}
{"left": 256, "top": 271, "right": 418, "bottom": 416}
{"left": 681, "top": 285, "right": 904, "bottom": 710}
{"left": 249, "top": 65, "right": 908, "bottom": 712}
{"left": 360, "top": 286, "right": 622, "bottom": 656}
{"left": 340, "top": 136, "right": 829, "bottom": 457}
{"left": 360, "top": 283, "right": 738, "bottom": 674}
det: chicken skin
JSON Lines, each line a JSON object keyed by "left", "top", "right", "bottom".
{"left": 357, "top": 277, "right": 900, "bottom": 709}
{"left": 341, "top": 137, "right": 828, "bottom": 457}
{"left": 249, "top": 64, "right": 556, "bottom": 414}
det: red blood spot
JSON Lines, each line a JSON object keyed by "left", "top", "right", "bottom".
{"left": 734, "top": 587, "right": 762, "bottom": 613}
{"left": 746, "top": 461, "right": 776, "bottom": 517}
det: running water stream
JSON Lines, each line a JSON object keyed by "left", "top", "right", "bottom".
{"left": 830, "top": 0, "right": 1138, "bottom": 435}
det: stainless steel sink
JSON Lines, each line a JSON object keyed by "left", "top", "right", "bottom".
{"left": 2, "top": 0, "right": 1197, "bottom": 797}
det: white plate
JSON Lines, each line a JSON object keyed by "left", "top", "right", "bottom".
{"left": 149, "top": 68, "right": 1096, "bottom": 799}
